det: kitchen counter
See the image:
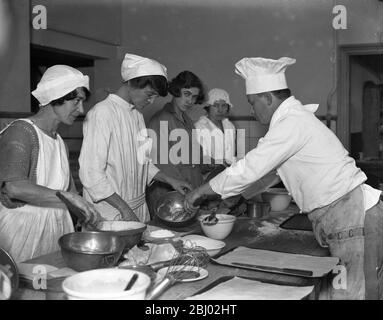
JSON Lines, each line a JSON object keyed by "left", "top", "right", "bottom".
{"left": 13, "top": 205, "right": 332, "bottom": 300}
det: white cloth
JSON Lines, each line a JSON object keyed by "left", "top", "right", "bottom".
{"left": 187, "top": 276, "right": 314, "bottom": 300}
{"left": 206, "top": 88, "right": 233, "bottom": 108}
{"left": 235, "top": 57, "right": 296, "bottom": 94}
{"left": 121, "top": 53, "right": 167, "bottom": 81}
{"left": 0, "top": 119, "right": 74, "bottom": 263}
{"left": 195, "top": 116, "right": 236, "bottom": 165}
{"left": 209, "top": 96, "right": 381, "bottom": 213}
{"left": 79, "top": 94, "right": 159, "bottom": 222}
{"left": 31, "top": 65, "right": 89, "bottom": 106}
{"left": 361, "top": 183, "right": 382, "bottom": 211}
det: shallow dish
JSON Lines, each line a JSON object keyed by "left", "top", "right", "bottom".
{"left": 182, "top": 235, "right": 226, "bottom": 257}
{"left": 156, "top": 265, "right": 208, "bottom": 283}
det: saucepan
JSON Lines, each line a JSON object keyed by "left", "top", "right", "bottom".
{"left": 246, "top": 201, "right": 271, "bottom": 218}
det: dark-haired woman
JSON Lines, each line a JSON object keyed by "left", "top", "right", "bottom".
{"left": 0, "top": 65, "right": 100, "bottom": 262}
{"left": 79, "top": 54, "right": 191, "bottom": 223}
{"left": 146, "top": 71, "right": 206, "bottom": 217}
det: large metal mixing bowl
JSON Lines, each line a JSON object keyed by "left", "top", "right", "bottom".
{"left": 155, "top": 191, "right": 198, "bottom": 228}
{"left": 97, "top": 221, "right": 147, "bottom": 253}
{"left": 58, "top": 232, "right": 125, "bottom": 272}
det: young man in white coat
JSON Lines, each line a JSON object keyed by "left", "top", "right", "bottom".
{"left": 79, "top": 53, "right": 192, "bottom": 223}
{"left": 185, "top": 56, "right": 383, "bottom": 300}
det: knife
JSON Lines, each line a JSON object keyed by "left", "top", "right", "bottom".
{"left": 231, "top": 262, "right": 314, "bottom": 277}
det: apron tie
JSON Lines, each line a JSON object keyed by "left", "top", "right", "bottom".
{"left": 126, "top": 192, "right": 146, "bottom": 211}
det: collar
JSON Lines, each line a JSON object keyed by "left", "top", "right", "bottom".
{"left": 164, "top": 101, "right": 188, "bottom": 123}
{"left": 109, "top": 93, "right": 134, "bottom": 110}
{"left": 163, "top": 102, "right": 177, "bottom": 114}
{"left": 269, "top": 96, "right": 319, "bottom": 128}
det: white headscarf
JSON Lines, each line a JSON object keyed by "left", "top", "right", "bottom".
{"left": 235, "top": 57, "right": 296, "bottom": 94}
{"left": 32, "top": 65, "right": 89, "bottom": 106}
{"left": 207, "top": 88, "right": 233, "bottom": 108}
{"left": 121, "top": 53, "right": 167, "bottom": 82}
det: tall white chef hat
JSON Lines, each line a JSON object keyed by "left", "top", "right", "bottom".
{"left": 121, "top": 53, "right": 167, "bottom": 82}
{"left": 207, "top": 88, "right": 233, "bottom": 108}
{"left": 32, "top": 65, "right": 89, "bottom": 106}
{"left": 235, "top": 57, "right": 296, "bottom": 94}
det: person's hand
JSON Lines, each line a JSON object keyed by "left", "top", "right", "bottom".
{"left": 59, "top": 191, "right": 102, "bottom": 226}
{"left": 184, "top": 188, "right": 204, "bottom": 213}
{"left": 118, "top": 205, "right": 140, "bottom": 222}
{"left": 168, "top": 177, "right": 193, "bottom": 195}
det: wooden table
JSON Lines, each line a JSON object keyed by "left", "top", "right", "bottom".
{"left": 13, "top": 206, "right": 332, "bottom": 300}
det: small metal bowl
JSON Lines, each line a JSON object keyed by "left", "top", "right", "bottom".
{"left": 58, "top": 232, "right": 125, "bottom": 272}
{"left": 154, "top": 191, "right": 198, "bottom": 228}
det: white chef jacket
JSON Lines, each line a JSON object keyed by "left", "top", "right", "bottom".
{"left": 79, "top": 94, "right": 159, "bottom": 222}
{"left": 194, "top": 116, "right": 236, "bottom": 164}
{"left": 209, "top": 96, "right": 381, "bottom": 213}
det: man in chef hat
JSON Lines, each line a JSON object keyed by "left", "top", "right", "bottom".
{"left": 79, "top": 53, "right": 192, "bottom": 223}
{"left": 185, "top": 57, "right": 383, "bottom": 300}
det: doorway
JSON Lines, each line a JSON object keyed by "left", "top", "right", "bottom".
{"left": 30, "top": 45, "right": 95, "bottom": 113}
{"left": 338, "top": 44, "right": 383, "bottom": 187}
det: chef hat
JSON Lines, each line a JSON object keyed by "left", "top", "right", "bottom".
{"left": 235, "top": 57, "right": 296, "bottom": 94}
{"left": 207, "top": 88, "right": 233, "bottom": 108}
{"left": 32, "top": 65, "right": 89, "bottom": 106}
{"left": 121, "top": 53, "right": 167, "bottom": 82}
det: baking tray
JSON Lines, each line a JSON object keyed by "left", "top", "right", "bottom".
{"left": 191, "top": 275, "right": 314, "bottom": 300}
{"left": 279, "top": 214, "right": 313, "bottom": 231}
{"left": 211, "top": 246, "right": 316, "bottom": 278}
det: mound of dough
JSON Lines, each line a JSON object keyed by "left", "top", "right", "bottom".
{"left": 120, "top": 242, "right": 178, "bottom": 266}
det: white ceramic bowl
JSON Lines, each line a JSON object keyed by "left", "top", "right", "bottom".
{"left": 182, "top": 234, "right": 226, "bottom": 257}
{"left": 62, "top": 268, "right": 151, "bottom": 300}
{"left": 262, "top": 188, "right": 292, "bottom": 211}
{"left": 198, "top": 214, "right": 236, "bottom": 240}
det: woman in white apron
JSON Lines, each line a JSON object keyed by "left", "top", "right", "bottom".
{"left": 0, "top": 65, "right": 99, "bottom": 263}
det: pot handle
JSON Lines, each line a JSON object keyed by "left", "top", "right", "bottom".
{"left": 102, "top": 254, "right": 116, "bottom": 267}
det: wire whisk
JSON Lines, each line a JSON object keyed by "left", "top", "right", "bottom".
{"left": 146, "top": 243, "right": 210, "bottom": 300}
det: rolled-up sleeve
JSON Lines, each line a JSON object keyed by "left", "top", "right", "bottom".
{"left": 209, "top": 117, "right": 305, "bottom": 199}
{"left": 79, "top": 106, "right": 115, "bottom": 202}
{"left": 0, "top": 123, "right": 31, "bottom": 183}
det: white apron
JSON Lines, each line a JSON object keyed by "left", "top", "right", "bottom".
{"left": 0, "top": 119, "right": 74, "bottom": 263}
{"left": 195, "top": 116, "right": 236, "bottom": 164}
